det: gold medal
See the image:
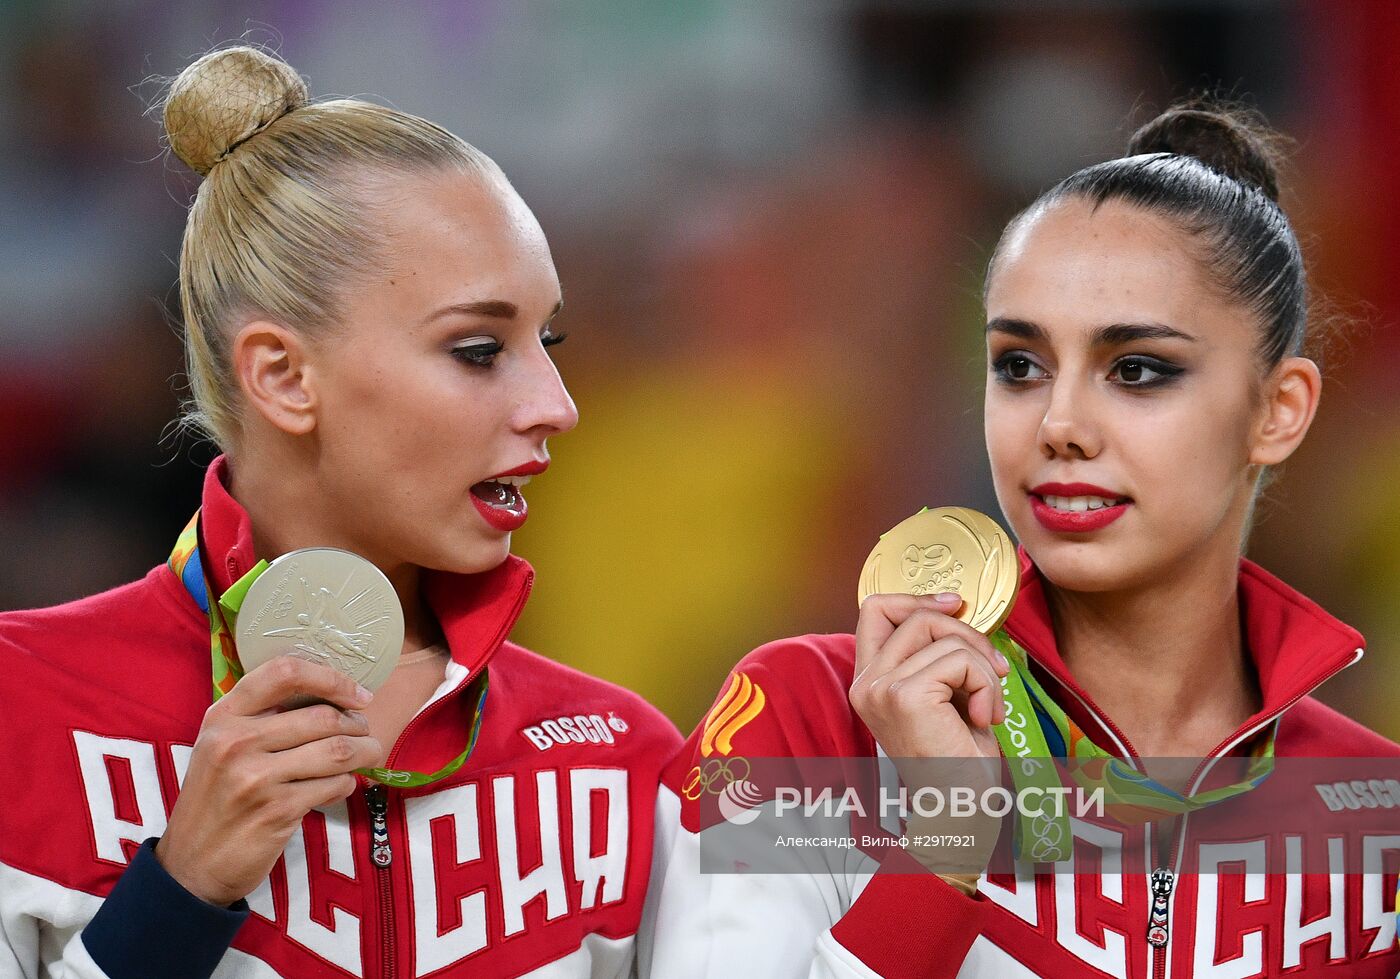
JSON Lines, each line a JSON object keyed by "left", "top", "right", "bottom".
{"left": 857, "top": 507, "right": 1019, "bottom": 634}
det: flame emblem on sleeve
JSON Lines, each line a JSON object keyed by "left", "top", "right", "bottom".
{"left": 700, "top": 671, "right": 766, "bottom": 757}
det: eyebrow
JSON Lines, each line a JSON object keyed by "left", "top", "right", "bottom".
{"left": 985, "top": 317, "right": 1197, "bottom": 345}
{"left": 429, "top": 298, "right": 564, "bottom": 322}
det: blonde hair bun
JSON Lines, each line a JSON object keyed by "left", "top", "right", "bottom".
{"left": 162, "top": 43, "right": 496, "bottom": 446}
{"left": 163, "top": 46, "right": 309, "bottom": 176}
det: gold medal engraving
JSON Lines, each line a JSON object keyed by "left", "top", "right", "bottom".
{"left": 857, "top": 507, "right": 1019, "bottom": 634}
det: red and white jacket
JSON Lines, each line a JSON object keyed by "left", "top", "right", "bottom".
{"left": 0, "top": 458, "right": 681, "bottom": 979}
{"left": 649, "top": 557, "right": 1400, "bottom": 978}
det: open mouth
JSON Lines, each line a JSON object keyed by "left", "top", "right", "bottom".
{"left": 1027, "top": 483, "right": 1132, "bottom": 533}
{"left": 470, "top": 475, "right": 531, "bottom": 512}
{"left": 469, "top": 473, "right": 533, "bottom": 531}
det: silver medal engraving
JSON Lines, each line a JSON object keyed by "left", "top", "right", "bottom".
{"left": 236, "top": 548, "right": 403, "bottom": 692}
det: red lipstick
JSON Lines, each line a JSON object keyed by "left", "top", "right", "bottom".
{"left": 492, "top": 460, "right": 549, "bottom": 478}
{"left": 1028, "top": 482, "right": 1131, "bottom": 534}
{"left": 469, "top": 459, "right": 549, "bottom": 533}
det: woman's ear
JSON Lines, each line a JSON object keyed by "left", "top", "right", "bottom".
{"left": 1248, "top": 356, "right": 1322, "bottom": 467}
{"left": 232, "top": 320, "right": 319, "bottom": 436}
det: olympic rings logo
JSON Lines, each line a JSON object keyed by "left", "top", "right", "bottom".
{"left": 1027, "top": 808, "right": 1067, "bottom": 861}
{"left": 681, "top": 755, "right": 752, "bottom": 801}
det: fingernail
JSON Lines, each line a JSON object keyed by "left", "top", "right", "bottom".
{"left": 934, "top": 592, "right": 961, "bottom": 606}
{"left": 995, "top": 650, "right": 1009, "bottom": 670}
{"left": 354, "top": 684, "right": 373, "bottom": 705}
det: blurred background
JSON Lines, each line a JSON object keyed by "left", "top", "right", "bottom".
{"left": 1, "top": 0, "right": 1397, "bottom": 739}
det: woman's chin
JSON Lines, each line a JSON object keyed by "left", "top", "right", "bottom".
{"left": 1027, "top": 542, "right": 1145, "bottom": 594}
{"left": 421, "top": 533, "right": 513, "bottom": 576}
{"left": 458, "top": 540, "right": 513, "bottom": 575}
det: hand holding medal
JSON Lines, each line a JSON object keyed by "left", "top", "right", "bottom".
{"left": 855, "top": 507, "right": 1275, "bottom": 883}
{"left": 221, "top": 544, "right": 488, "bottom": 790}
{"left": 157, "top": 530, "right": 399, "bottom": 905}
{"left": 848, "top": 507, "right": 1021, "bottom": 882}
{"left": 158, "top": 518, "right": 489, "bottom": 905}
{"left": 851, "top": 507, "right": 1018, "bottom": 750}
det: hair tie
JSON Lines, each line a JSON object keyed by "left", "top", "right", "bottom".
{"left": 211, "top": 101, "right": 299, "bottom": 168}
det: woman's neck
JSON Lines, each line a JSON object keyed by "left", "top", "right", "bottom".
{"left": 1044, "top": 549, "right": 1261, "bottom": 759}
{"left": 226, "top": 450, "right": 442, "bottom": 654}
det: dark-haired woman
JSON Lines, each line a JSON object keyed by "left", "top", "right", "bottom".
{"left": 648, "top": 104, "right": 1400, "bottom": 977}
{"left": 0, "top": 47, "right": 679, "bottom": 979}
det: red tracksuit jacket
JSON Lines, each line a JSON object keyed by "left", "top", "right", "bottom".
{"left": 648, "top": 557, "right": 1400, "bottom": 977}
{"left": 0, "top": 458, "right": 681, "bottom": 979}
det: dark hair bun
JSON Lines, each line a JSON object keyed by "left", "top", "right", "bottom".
{"left": 1127, "top": 102, "right": 1285, "bottom": 203}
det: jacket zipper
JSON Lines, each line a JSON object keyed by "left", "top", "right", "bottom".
{"left": 1148, "top": 816, "right": 1182, "bottom": 979}
{"left": 366, "top": 784, "right": 396, "bottom": 979}
{"left": 358, "top": 667, "right": 480, "bottom": 979}
{"left": 1141, "top": 651, "right": 1361, "bottom": 979}
{"left": 1147, "top": 866, "right": 1175, "bottom": 950}
{"left": 360, "top": 657, "right": 492, "bottom": 979}
{"left": 1017, "top": 644, "right": 1187, "bottom": 975}
{"left": 1143, "top": 653, "right": 1357, "bottom": 979}
{"left": 357, "top": 582, "right": 532, "bottom": 979}
{"left": 1008, "top": 625, "right": 1363, "bottom": 977}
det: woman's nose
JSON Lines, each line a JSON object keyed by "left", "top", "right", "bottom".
{"left": 1038, "top": 378, "right": 1100, "bottom": 460}
{"left": 515, "top": 348, "right": 579, "bottom": 436}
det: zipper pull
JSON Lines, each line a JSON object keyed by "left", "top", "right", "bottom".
{"left": 1147, "top": 867, "right": 1175, "bottom": 948}
{"left": 366, "top": 785, "right": 392, "bottom": 868}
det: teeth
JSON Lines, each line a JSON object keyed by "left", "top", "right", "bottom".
{"left": 1044, "top": 494, "right": 1122, "bottom": 512}
{"left": 493, "top": 475, "right": 532, "bottom": 488}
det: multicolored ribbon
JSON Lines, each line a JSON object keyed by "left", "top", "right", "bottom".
{"left": 169, "top": 509, "right": 487, "bottom": 788}
{"left": 989, "top": 629, "right": 1275, "bottom": 862}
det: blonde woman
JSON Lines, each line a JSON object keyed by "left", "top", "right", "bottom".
{"left": 0, "top": 47, "right": 679, "bottom": 979}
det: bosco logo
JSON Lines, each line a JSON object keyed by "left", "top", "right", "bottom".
{"left": 521, "top": 712, "right": 626, "bottom": 752}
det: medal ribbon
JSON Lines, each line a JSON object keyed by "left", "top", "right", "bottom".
{"left": 169, "top": 509, "right": 488, "bottom": 788}
{"left": 988, "top": 630, "right": 1275, "bottom": 862}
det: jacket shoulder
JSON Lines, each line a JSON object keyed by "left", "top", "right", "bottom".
{"left": 1278, "top": 696, "right": 1400, "bottom": 756}
{"left": 733, "top": 631, "right": 859, "bottom": 689}
{"left": 0, "top": 567, "right": 207, "bottom": 887}
{"left": 0, "top": 565, "right": 193, "bottom": 669}
{"left": 675, "top": 632, "right": 866, "bottom": 768}
{"left": 493, "top": 641, "right": 682, "bottom": 750}
{"left": 664, "top": 633, "right": 869, "bottom": 833}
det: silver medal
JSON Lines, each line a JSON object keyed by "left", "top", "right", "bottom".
{"left": 235, "top": 548, "right": 403, "bottom": 692}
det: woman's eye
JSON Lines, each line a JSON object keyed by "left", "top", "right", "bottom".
{"left": 992, "top": 353, "right": 1047, "bottom": 383}
{"left": 1110, "top": 356, "right": 1181, "bottom": 387}
{"left": 451, "top": 330, "right": 567, "bottom": 367}
{"left": 451, "top": 339, "right": 503, "bottom": 367}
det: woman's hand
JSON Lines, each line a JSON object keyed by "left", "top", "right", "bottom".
{"left": 849, "top": 592, "right": 1011, "bottom": 874}
{"left": 156, "top": 657, "right": 385, "bottom": 906}
{"left": 849, "top": 592, "right": 1009, "bottom": 760}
